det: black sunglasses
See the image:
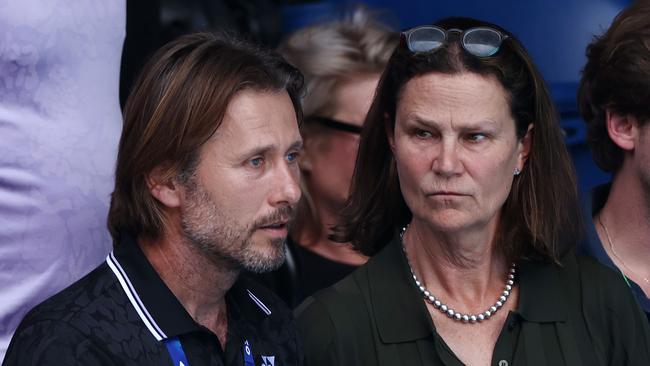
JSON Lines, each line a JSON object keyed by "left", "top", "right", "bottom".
{"left": 402, "top": 25, "right": 509, "bottom": 57}
{"left": 308, "top": 116, "right": 363, "bottom": 134}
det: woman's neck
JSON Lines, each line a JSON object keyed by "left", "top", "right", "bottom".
{"left": 402, "top": 218, "right": 509, "bottom": 312}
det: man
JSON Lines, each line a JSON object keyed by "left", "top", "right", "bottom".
{"left": 577, "top": 0, "right": 650, "bottom": 321}
{"left": 3, "top": 32, "right": 305, "bottom": 365}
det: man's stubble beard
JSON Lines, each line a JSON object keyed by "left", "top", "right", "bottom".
{"left": 180, "top": 178, "right": 291, "bottom": 274}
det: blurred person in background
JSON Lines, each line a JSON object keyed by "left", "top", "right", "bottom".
{"left": 577, "top": 0, "right": 650, "bottom": 321}
{"left": 257, "top": 7, "right": 399, "bottom": 307}
{"left": 296, "top": 16, "right": 650, "bottom": 365}
{"left": 0, "top": 1, "right": 124, "bottom": 360}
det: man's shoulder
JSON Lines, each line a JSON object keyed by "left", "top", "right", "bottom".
{"left": 3, "top": 263, "right": 133, "bottom": 365}
{"left": 19, "top": 263, "right": 119, "bottom": 324}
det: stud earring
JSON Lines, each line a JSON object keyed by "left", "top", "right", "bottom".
{"left": 514, "top": 168, "right": 521, "bottom": 176}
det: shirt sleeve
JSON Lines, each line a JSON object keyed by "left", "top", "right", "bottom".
{"left": 2, "top": 320, "right": 118, "bottom": 366}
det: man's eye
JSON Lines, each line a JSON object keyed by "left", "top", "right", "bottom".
{"left": 250, "top": 157, "right": 264, "bottom": 168}
{"left": 286, "top": 151, "right": 300, "bottom": 162}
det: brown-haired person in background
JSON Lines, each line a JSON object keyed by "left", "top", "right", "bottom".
{"left": 256, "top": 8, "right": 398, "bottom": 307}
{"left": 577, "top": 0, "right": 650, "bottom": 323}
{"left": 296, "top": 16, "right": 650, "bottom": 366}
{"left": 3, "top": 33, "right": 304, "bottom": 366}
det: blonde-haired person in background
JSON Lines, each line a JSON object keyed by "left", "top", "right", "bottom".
{"left": 256, "top": 7, "right": 398, "bottom": 307}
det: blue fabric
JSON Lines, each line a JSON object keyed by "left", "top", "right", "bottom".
{"left": 164, "top": 337, "right": 190, "bottom": 366}
{"left": 578, "top": 183, "right": 650, "bottom": 321}
{"left": 243, "top": 340, "right": 256, "bottom": 366}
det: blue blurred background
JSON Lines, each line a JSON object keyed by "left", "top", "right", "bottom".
{"left": 280, "top": 0, "right": 632, "bottom": 194}
{"left": 124, "top": 0, "right": 632, "bottom": 193}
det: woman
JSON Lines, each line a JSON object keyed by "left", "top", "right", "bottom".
{"left": 296, "top": 17, "right": 650, "bottom": 365}
{"left": 256, "top": 8, "right": 398, "bottom": 307}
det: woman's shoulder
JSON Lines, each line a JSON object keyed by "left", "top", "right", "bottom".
{"left": 563, "top": 254, "right": 633, "bottom": 299}
{"left": 295, "top": 262, "right": 372, "bottom": 325}
{"left": 559, "top": 254, "right": 650, "bottom": 355}
{"left": 294, "top": 264, "right": 380, "bottom": 365}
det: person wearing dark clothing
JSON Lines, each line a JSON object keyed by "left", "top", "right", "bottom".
{"left": 254, "top": 7, "right": 398, "bottom": 308}
{"left": 579, "top": 184, "right": 650, "bottom": 322}
{"left": 4, "top": 233, "right": 300, "bottom": 365}
{"left": 297, "top": 236, "right": 650, "bottom": 365}
{"left": 4, "top": 33, "right": 305, "bottom": 366}
{"left": 576, "top": 0, "right": 650, "bottom": 321}
{"left": 296, "top": 15, "right": 650, "bottom": 365}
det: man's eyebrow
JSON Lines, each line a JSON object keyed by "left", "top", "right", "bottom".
{"left": 288, "top": 140, "right": 303, "bottom": 151}
{"left": 239, "top": 139, "right": 303, "bottom": 157}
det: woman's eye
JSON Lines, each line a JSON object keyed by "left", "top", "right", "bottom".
{"left": 415, "top": 129, "right": 432, "bottom": 138}
{"left": 286, "top": 151, "right": 300, "bottom": 162}
{"left": 249, "top": 157, "right": 264, "bottom": 168}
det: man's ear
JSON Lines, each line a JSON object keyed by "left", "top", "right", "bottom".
{"left": 606, "top": 108, "right": 638, "bottom": 151}
{"left": 145, "top": 164, "right": 183, "bottom": 208}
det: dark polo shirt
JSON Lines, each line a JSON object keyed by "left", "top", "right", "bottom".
{"left": 3, "top": 233, "right": 302, "bottom": 366}
{"left": 296, "top": 235, "right": 650, "bottom": 366}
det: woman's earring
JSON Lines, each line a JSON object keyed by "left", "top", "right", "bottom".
{"left": 514, "top": 168, "right": 521, "bottom": 176}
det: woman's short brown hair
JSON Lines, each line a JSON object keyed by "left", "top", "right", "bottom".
{"left": 578, "top": 0, "right": 650, "bottom": 172}
{"left": 108, "top": 32, "right": 303, "bottom": 243}
{"left": 335, "top": 17, "right": 582, "bottom": 263}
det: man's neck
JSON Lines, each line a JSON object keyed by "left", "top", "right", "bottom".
{"left": 138, "top": 228, "right": 238, "bottom": 347}
{"left": 598, "top": 169, "right": 650, "bottom": 275}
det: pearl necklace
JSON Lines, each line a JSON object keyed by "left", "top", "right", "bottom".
{"left": 400, "top": 227, "right": 516, "bottom": 324}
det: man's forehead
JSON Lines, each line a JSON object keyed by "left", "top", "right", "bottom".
{"left": 206, "top": 89, "right": 301, "bottom": 153}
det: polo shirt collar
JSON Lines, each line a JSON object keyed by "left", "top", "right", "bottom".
{"left": 106, "top": 231, "right": 273, "bottom": 342}
{"left": 368, "top": 234, "right": 567, "bottom": 344}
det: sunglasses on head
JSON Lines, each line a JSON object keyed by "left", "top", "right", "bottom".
{"left": 308, "top": 116, "right": 363, "bottom": 134}
{"left": 402, "top": 25, "right": 509, "bottom": 57}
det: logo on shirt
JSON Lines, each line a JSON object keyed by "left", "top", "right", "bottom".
{"left": 261, "top": 355, "right": 275, "bottom": 366}
{"left": 244, "top": 340, "right": 256, "bottom": 366}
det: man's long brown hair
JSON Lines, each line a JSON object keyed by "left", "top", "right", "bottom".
{"left": 108, "top": 32, "right": 303, "bottom": 243}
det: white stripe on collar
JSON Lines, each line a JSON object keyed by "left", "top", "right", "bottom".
{"left": 247, "top": 289, "right": 272, "bottom": 316}
{"left": 106, "top": 251, "right": 168, "bottom": 341}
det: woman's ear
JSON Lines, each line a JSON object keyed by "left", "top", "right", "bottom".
{"left": 516, "top": 124, "right": 534, "bottom": 171}
{"left": 606, "top": 108, "right": 638, "bottom": 151}
{"left": 145, "top": 164, "right": 183, "bottom": 208}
